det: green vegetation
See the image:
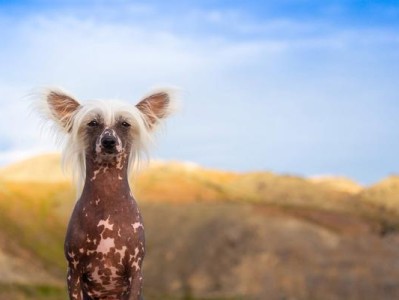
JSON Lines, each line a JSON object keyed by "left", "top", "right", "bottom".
{"left": 0, "top": 283, "right": 66, "bottom": 300}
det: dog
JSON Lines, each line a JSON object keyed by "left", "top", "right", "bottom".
{"left": 40, "top": 88, "right": 174, "bottom": 299}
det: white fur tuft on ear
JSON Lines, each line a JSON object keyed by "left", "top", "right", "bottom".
{"left": 43, "top": 88, "right": 81, "bottom": 132}
{"left": 35, "top": 89, "right": 81, "bottom": 132}
{"left": 136, "top": 88, "right": 178, "bottom": 129}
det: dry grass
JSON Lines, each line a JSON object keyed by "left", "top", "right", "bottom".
{"left": 0, "top": 153, "right": 68, "bottom": 183}
{"left": 309, "top": 175, "right": 363, "bottom": 194}
{"left": 359, "top": 176, "right": 399, "bottom": 214}
{"left": 1, "top": 155, "right": 399, "bottom": 299}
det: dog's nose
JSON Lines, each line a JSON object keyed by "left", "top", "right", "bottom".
{"left": 101, "top": 137, "right": 116, "bottom": 149}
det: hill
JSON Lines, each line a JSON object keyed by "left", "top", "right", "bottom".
{"left": 309, "top": 175, "right": 363, "bottom": 194}
{"left": 0, "top": 153, "right": 68, "bottom": 182}
{"left": 1, "top": 154, "right": 399, "bottom": 299}
{"left": 358, "top": 176, "right": 399, "bottom": 214}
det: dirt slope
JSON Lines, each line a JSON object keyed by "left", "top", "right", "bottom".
{"left": 1, "top": 155, "right": 399, "bottom": 299}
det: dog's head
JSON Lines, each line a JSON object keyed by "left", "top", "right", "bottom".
{"left": 41, "top": 88, "right": 175, "bottom": 189}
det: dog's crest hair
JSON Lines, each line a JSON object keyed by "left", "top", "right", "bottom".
{"left": 36, "top": 88, "right": 177, "bottom": 197}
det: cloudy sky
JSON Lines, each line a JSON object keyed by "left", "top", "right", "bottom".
{"left": 0, "top": 0, "right": 398, "bottom": 184}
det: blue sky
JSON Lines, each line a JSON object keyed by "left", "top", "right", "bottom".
{"left": 0, "top": 1, "right": 398, "bottom": 184}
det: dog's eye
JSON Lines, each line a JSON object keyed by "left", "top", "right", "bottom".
{"left": 121, "top": 121, "right": 131, "bottom": 127}
{"left": 88, "top": 120, "right": 98, "bottom": 127}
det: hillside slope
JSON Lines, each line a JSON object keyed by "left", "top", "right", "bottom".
{"left": 0, "top": 153, "right": 68, "bottom": 182}
{"left": 359, "top": 176, "right": 399, "bottom": 214}
{"left": 1, "top": 154, "right": 399, "bottom": 299}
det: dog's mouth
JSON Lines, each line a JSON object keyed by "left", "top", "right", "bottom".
{"left": 103, "top": 148, "right": 117, "bottom": 155}
{"left": 94, "top": 148, "right": 121, "bottom": 160}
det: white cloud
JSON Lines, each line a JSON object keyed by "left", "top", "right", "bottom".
{"left": 0, "top": 4, "right": 398, "bottom": 183}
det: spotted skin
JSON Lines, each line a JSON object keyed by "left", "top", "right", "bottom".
{"left": 65, "top": 138, "right": 145, "bottom": 300}
{"left": 43, "top": 88, "right": 173, "bottom": 300}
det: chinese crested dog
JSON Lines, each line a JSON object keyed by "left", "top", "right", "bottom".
{"left": 40, "top": 88, "right": 175, "bottom": 300}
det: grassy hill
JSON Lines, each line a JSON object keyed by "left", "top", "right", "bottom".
{"left": 1, "top": 154, "right": 399, "bottom": 300}
{"left": 0, "top": 154, "right": 68, "bottom": 182}
{"left": 358, "top": 176, "right": 399, "bottom": 213}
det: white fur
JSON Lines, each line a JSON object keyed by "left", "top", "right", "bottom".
{"left": 37, "top": 88, "right": 176, "bottom": 197}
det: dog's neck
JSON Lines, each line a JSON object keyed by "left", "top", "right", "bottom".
{"left": 80, "top": 153, "right": 131, "bottom": 200}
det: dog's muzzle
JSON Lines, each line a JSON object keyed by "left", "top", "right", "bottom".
{"left": 98, "top": 128, "right": 121, "bottom": 154}
{"left": 101, "top": 136, "right": 117, "bottom": 151}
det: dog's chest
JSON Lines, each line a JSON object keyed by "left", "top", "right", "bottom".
{"left": 65, "top": 195, "right": 145, "bottom": 296}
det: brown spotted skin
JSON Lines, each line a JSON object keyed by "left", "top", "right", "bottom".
{"left": 65, "top": 154, "right": 145, "bottom": 300}
{"left": 43, "top": 88, "right": 172, "bottom": 300}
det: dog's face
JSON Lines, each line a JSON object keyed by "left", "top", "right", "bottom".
{"left": 81, "top": 111, "right": 134, "bottom": 162}
{"left": 45, "top": 89, "right": 173, "bottom": 165}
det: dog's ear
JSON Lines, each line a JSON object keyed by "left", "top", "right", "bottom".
{"left": 46, "top": 89, "right": 81, "bottom": 132}
{"left": 136, "top": 90, "right": 174, "bottom": 128}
